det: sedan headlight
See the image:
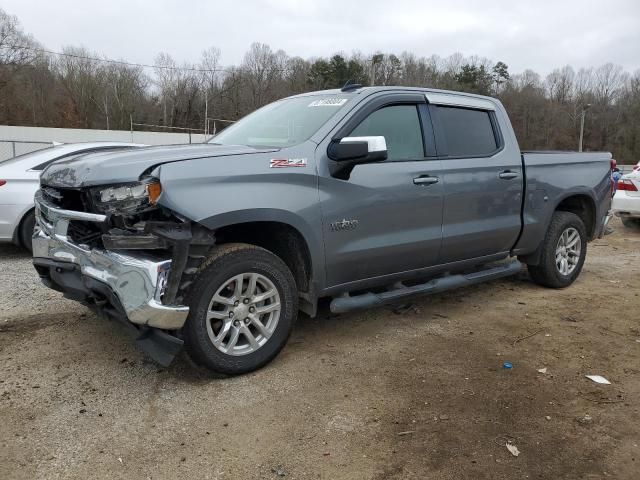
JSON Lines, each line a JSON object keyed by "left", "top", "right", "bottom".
{"left": 93, "top": 179, "right": 162, "bottom": 214}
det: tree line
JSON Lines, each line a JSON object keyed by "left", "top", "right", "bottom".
{"left": 1, "top": 8, "right": 639, "bottom": 162}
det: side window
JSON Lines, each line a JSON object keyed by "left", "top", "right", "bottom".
{"left": 434, "top": 106, "right": 498, "bottom": 157}
{"left": 349, "top": 105, "right": 424, "bottom": 161}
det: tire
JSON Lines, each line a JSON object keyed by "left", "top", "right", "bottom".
{"left": 528, "top": 211, "right": 587, "bottom": 288}
{"left": 182, "top": 243, "right": 298, "bottom": 375}
{"left": 621, "top": 216, "right": 640, "bottom": 229}
{"left": 18, "top": 210, "right": 36, "bottom": 253}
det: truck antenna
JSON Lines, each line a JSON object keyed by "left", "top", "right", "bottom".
{"left": 341, "top": 80, "right": 363, "bottom": 92}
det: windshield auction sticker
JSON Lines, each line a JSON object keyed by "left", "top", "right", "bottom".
{"left": 308, "top": 98, "right": 349, "bottom": 107}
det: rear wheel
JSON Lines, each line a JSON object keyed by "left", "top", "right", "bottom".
{"left": 621, "top": 216, "right": 640, "bottom": 229}
{"left": 528, "top": 211, "right": 587, "bottom": 288}
{"left": 18, "top": 210, "right": 35, "bottom": 253}
{"left": 183, "top": 243, "right": 298, "bottom": 375}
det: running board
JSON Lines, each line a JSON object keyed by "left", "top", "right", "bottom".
{"left": 330, "top": 260, "right": 523, "bottom": 314}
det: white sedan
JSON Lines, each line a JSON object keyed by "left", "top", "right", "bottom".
{"left": 0, "top": 142, "right": 146, "bottom": 251}
{"left": 612, "top": 169, "right": 640, "bottom": 229}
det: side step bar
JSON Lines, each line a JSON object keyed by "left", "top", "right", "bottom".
{"left": 330, "top": 260, "right": 522, "bottom": 314}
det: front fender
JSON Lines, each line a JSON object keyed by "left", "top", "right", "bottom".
{"left": 155, "top": 152, "right": 325, "bottom": 288}
{"left": 198, "top": 208, "right": 323, "bottom": 272}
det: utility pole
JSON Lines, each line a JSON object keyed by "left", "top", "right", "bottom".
{"left": 370, "top": 59, "right": 376, "bottom": 86}
{"left": 104, "top": 95, "right": 110, "bottom": 130}
{"left": 370, "top": 54, "right": 384, "bottom": 86}
{"left": 204, "top": 90, "right": 208, "bottom": 140}
{"left": 578, "top": 103, "right": 591, "bottom": 152}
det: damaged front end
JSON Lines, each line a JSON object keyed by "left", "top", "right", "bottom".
{"left": 32, "top": 178, "right": 215, "bottom": 365}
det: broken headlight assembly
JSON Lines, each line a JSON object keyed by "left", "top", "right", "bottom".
{"left": 91, "top": 179, "right": 162, "bottom": 214}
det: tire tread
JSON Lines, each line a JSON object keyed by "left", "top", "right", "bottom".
{"left": 182, "top": 242, "right": 297, "bottom": 375}
{"left": 528, "top": 211, "right": 587, "bottom": 288}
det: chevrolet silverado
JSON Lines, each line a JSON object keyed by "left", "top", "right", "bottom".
{"left": 32, "top": 85, "right": 612, "bottom": 374}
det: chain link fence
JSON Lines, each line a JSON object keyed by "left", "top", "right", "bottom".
{"left": 0, "top": 140, "right": 53, "bottom": 162}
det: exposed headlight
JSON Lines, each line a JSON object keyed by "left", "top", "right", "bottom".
{"left": 93, "top": 179, "right": 162, "bottom": 214}
{"left": 100, "top": 183, "right": 148, "bottom": 203}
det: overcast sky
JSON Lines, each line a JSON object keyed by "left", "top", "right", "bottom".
{"left": 5, "top": 0, "right": 640, "bottom": 75}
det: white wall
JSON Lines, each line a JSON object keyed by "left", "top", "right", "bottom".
{"left": 0, "top": 125, "right": 207, "bottom": 161}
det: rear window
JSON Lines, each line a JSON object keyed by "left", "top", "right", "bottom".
{"left": 0, "top": 147, "right": 54, "bottom": 167}
{"left": 435, "top": 106, "right": 498, "bottom": 157}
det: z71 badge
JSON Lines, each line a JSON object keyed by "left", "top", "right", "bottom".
{"left": 270, "top": 158, "right": 307, "bottom": 168}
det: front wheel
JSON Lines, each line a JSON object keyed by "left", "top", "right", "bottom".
{"left": 528, "top": 211, "right": 587, "bottom": 288}
{"left": 183, "top": 243, "right": 298, "bottom": 375}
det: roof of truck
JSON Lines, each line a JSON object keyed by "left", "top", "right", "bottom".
{"left": 289, "top": 85, "right": 498, "bottom": 102}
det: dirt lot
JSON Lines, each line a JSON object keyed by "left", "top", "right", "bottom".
{"left": 1, "top": 218, "right": 639, "bottom": 480}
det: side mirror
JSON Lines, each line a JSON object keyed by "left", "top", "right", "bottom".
{"left": 329, "top": 136, "right": 388, "bottom": 162}
{"left": 327, "top": 136, "right": 387, "bottom": 180}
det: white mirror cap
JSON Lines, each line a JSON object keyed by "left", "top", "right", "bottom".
{"left": 340, "top": 136, "right": 387, "bottom": 152}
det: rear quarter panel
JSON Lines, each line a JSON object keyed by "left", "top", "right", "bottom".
{"left": 514, "top": 152, "right": 612, "bottom": 255}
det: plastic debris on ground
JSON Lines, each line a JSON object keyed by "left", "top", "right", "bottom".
{"left": 537, "top": 368, "right": 547, "bottom": 374}
{"left": 506, "top": 442, "right": 520, "bottom": 457}
{"left": 585, "top": 375, "right": 611, "bottom": 385}
{"left": 503, "top": 362, "right": 513, "bottom": 369}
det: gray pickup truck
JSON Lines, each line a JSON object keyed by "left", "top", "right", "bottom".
{"left": 32, "top": 86, "right": 612, "bottom": 374}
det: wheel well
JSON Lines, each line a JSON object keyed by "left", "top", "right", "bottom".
{"left": 555, "top": 195, "right": 596, "bottom": 239}
{"left": 14, "top": 208, "right": 35, "bottom": 246}
{"left": 213, "top": 221, "right": 312, "bottom": 293}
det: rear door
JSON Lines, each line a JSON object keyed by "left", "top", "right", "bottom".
{"left": 428, "top": 93, "right": 523, "bottom": 263}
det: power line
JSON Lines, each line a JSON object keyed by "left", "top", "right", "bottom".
{"left": 2, "top": 44, "right": 235, "bottom": 73}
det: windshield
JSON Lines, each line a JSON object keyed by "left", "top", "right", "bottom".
{"left": 210, "top": 94, "right": 353, "bottom": 148}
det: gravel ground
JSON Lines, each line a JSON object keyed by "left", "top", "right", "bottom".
{"left": 1, "top": 218, "right": 639, "bottom": 479}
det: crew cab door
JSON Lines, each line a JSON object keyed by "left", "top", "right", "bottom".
{"left": 427, "top": 93, "right": 523, "bottom": 263}
{"left": 317, "top": 93, "right": 444, "bottom": 288}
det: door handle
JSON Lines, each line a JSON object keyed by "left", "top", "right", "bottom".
{"left": 498, "top": 171, "right": 519, "bottom": 180}
{"left": 413, "top": 176, "right": 439, "bottom": 186}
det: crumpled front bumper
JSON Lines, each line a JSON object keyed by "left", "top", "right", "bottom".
{"left": 32, "top": 191, "right": 189, "bottom": 330}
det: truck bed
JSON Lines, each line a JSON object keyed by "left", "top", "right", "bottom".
{"left": 514, "top": 151, "right": 612, "bottom": 255}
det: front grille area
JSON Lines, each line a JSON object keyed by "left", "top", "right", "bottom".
{"left": 68, "top": 220, "right": 104, "bottom": 247}
{"left": 41, "top": 186, "right": 90, "bottom": 212}
{"left": 41, "top": 185, "right": 105, "bottom": 248}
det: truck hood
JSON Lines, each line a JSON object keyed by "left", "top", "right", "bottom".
{"left": 40, "top": 143, "right": 278, "bottom": 188}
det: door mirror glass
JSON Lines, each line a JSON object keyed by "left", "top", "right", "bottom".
{"left": 330, "top": 136, "right": 388, "bottom": 162}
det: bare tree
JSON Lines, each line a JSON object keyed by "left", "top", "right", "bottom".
{"left": 1, "top": 8, "right": 640, "bottom": 163}
{"left": 593, "top": 63, "right": 626, "bottom": 105}
{"left": 0, "top": 8, "right": 38, "bottom": 65}
{"left": 243, "top": 42, "right": 280, "bottom": 109}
